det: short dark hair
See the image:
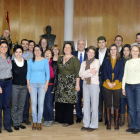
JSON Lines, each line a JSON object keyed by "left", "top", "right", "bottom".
{"left": 97, "top": 36, "right": 106, "bottom": 42}
{"left": 114, "top": 35, "right": 123, "bottom": 42}
{"left": 21, "top": 39, "right": 29, "bottom": 45}
{"left": 29, "top": 40, "right": 36, "bottom": 46}
{"left": 44, "top": 49, "right": 54, "bottom": 59}
{"left": 13, "top": 45, "right": 23, "bottom": 53}
{"left": 107, "top": 44, "right": 120, "bottom": 60}
{"left": 62, "top": 42, "right": 74, "bottom": 54}
{"left": 136, "top": 33, "right": 140, "bottom": 38}
{"left": 0, "top": 41, "right": 11, "bottom": 58}
{"left": 32, "top": 45, "right": 44, "bottom": 62}
{"left": 122, "top": 44, "right": 131, "bottom": 51}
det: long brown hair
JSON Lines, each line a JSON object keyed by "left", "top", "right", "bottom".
{"left": 107, "top": 44, "right": 120, "bottom": 60}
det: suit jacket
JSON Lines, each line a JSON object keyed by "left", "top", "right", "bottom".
{"left": 72, "top": 50, "right": 87, "bottom": 62}
{"left": 103, "top": 58, "right": 124, "bottom": 82}
{"left": 120, "top": 49, "right": 123, "bottom": 58}
{"left": 95, "top": 48, "right": 108, "bottom": 77}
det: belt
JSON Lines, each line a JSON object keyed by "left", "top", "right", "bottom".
{"left": 0, "top": 78, "right": 12, "bottom": 81}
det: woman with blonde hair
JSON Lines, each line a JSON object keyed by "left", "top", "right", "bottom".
{"left": 0, "top": 29, "right": 12, "bottom": 49}
{"left": 122, "top": 45, "right": 140, "bottom": 134}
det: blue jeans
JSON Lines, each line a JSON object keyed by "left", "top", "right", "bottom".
{"left": 126, "top": 83, "right": 140, "bottom": 129}
{"left": 30, "top": 83, "right": 46, "bottom": 123}
{"left": 120, "top": 98, "right": 129, "bottom": 114}
{"left": 0, "top": 79, "right": 12, "bottom": 130}
{"left": 43, "top": 85, "right": 54, "bottom": 121}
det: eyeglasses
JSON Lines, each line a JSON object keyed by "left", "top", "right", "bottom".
{"left": 53, "top": 49, "right": 58, "bottom": 51}
{"left": 41, "top": 42, "right": 47, "bottom": 44}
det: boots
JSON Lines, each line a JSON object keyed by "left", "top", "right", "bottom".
{"left": 32, "top": 123, "right": 37, "bottom": 130}
{"left": 127, "top": 113, "right": 130, "bottom": 127}
{"left": 114, "top": 109, "right": 120, "bottom": 130}
{"left": 37, "top": 123, "right": 42, "bottom": 130}
{"left": 106, "top": 108, "right": 111, "bottom": 130}
{"left": 119, "top": 114, "right": 125, "bottom": 127}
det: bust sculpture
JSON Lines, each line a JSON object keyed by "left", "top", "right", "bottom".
{"left": 41, "top": 25, "right": 56, "bottom": 48}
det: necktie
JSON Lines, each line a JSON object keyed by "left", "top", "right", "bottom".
{"left": 80, "top": 53, "right": 82, "bottom": 64}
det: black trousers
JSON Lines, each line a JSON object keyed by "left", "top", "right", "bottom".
{"left": 103, "top": 87, "right": 121, "bottom": 109}
{"left": 55, "top": 102, "right": 74, "bottom": 125}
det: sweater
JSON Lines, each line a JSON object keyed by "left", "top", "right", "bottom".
{"left": 27, "top": 58, "right": 50, "bottom": 83}
{"left": 122, "top": 58, "right": 140, "bottom": 89}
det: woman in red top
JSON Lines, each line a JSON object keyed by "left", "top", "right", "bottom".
{"left": 43, "top": 49, "right": 58, "bottom": 127}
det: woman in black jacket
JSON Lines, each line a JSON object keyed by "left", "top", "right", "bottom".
{"left": 43, "top": 49, "right": 58, "bottom": 127}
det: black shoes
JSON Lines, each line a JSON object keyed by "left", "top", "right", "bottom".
{"left": 6, "top": 128, "right": 13, "bottom": 133}
{"left": 76, "top": 118, "right": 82, "bottom": 123}
{"left": 22, "top": 120, "right": 31, "bottom": 125}
{"left": 132, "top": 129, "right": 140, "bottom": 134}
{"left": 14, "top": 126, "right": 19, "bottom": 130}
{"left": 19, "top": 125, "right": 26, "bottom": 129}
{"left": 0, "top": 130, "right": 1, "bottom": 133}
{"left": 99, "top": 119, "right": 103, "bottom": 122}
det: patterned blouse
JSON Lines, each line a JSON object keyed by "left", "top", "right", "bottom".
{"left": 55, "top": 56, "right": 80, "bottom": 104}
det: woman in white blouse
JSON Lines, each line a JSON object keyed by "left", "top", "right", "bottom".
{"left": 122, "top": 45, "right": 140, "bottom": 134}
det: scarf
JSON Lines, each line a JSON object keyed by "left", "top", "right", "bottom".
{"left": 49, "top": 59, "right": 54, "bottom": 79}
{"left": 85, "top": 57, "right": 95, "bottom": 84}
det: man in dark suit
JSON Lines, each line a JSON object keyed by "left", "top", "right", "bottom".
{"left": 114, "top": 35, "right": 123, "bottom": 58}
{"left": 95, "top": 36, "right": 108, "bottom": 124}
{"left": 72, "top": 39, "right": 87, "bottom": 123}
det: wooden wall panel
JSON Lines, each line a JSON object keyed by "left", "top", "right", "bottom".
{"left": 87, "top": 0, "right": 103, "bottom": 47}
{"left": 0, "top": 0, "right": 140, "bottom": 50}
{"left": 50, "top": 0, "right": 64, "bottom": 51}
{"left": 4, "top": 0, "right": 20, "bottom": 43}
{"left": 118, "top": 0, "right": 134, "bottom": 45}
{"left": 20, "top": 0, "right": 35, "bottom": 42}
{"left": 102, "top": 0, "right": 118, "bottom": 47}
{"left": 133, "top": 0, "right": 140, "bottom": 42}
{"left": 0, "top": 0, "right": 4, "bottom": 35}
{"left": 35, "top": 0, "right": 51, "bottom": 44}
{"left": 73, "top": 0, "right": 88, "bottom": 50}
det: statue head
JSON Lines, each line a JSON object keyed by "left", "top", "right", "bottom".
{"left": 46, "top": 25, "right": 52, "bottom": 34}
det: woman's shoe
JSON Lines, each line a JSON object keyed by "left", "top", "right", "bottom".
{"left": 32, "top": 123, "right": 37, "bottom": 130}
{"left": 119, "top": 114, "right": 125, "bottom": 127}
{"left": 14, "top": 126, "right": 19, "bottom": 130}
{"left": 62, "top": 123, "right": 69, "bottom": 127}
{"left": 37, "top": 123, "right": 42, "bottom": 130}
{"left": 19, "top": 125, "right": 26, "bottom": 129}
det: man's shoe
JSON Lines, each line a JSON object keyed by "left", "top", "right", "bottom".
{"left": 19, "top": 125, "right": 26, "bottom": 129}
{"left": 14, "top": 126, "right": 19, "bottom": 130}
{"left": 132, "top": 129, "right": 140, "bottom": 134}
{"left": 23, "top": 120, "right": 31, "bottom": 125}
{"left": 0, "top": 130, "right": 2, "bottom": 133}
{"left": 87, "top": 128, "right": 95, "bottom": 132}
{"left": 81, "top": 127, "right": 88, "bottom": 131}
{"left": 126, "top": 128, "right": 135, "bottom": 132}
{"left": 6, "top": 128, "right": 13, "bottom": 133}
{"left": 76, "top": 118, "right": 82, "bottom": 123}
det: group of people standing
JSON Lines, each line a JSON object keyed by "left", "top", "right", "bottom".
{"left": 0, "top": 29, "right": 140, "bottom": 135}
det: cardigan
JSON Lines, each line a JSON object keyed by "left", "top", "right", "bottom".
{"left": 103, "top": 58, "right": 124, "bottom": 90}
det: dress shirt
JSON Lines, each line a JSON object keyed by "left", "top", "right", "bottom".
{"left": 78, "top": 50, "right": 85, "bottom": 61}
{"left": 99, "top": 47, "right": 107, "bottom": 65}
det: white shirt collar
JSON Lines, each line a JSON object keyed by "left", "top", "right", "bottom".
{"left": 14, "top": 57, "right": 24, "bottom": 67}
